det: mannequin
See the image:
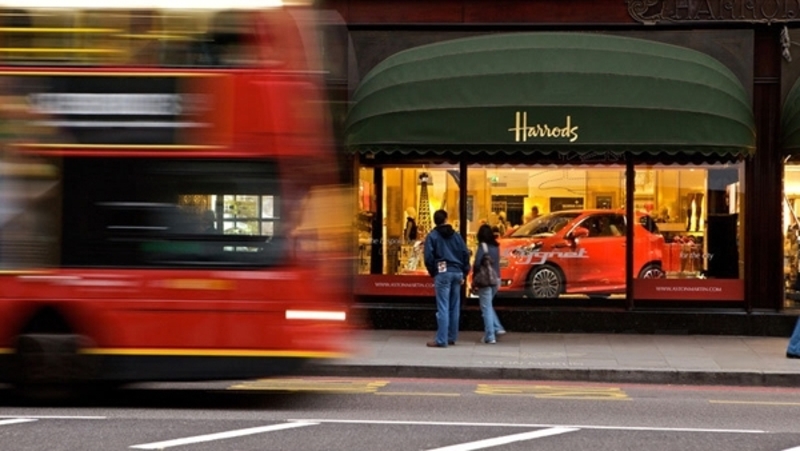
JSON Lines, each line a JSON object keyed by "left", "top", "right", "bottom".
{"left": 404, "top": 207, "right": 418, "bottom": 243}
{"left": 404, "top": 207, "right": 422, "bottom": 271}
{"left": 694, "top": 193, "right": 703, "bottom": 232}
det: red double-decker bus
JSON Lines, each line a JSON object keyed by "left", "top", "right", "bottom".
{"left": 0, "top": 1, "right": 354, "bottom": 395}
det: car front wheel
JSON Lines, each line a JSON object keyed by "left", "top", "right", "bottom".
{"left": 526, "top": 264, "right": 564, "bottom": 298}
{"left": 638, "top": 263, "right": 665, "bottom": 279}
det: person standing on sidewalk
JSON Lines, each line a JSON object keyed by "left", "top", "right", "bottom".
{"left": 424, "top": 209, "right": 471, "bottom": 348}
{"left": 472, "top": 224, "right": 506, "bottom": 344}
{"left": 787, "top": 316, "right": 800, "bottom": 358}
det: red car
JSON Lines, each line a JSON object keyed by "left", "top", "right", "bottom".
{"left": 499, "top": 209, "right": 664, "bottom": 298}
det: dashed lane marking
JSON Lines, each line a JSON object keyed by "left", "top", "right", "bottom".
{"left": 425, "top": 427, "right": 579, "bottom": 451}
{"left": 476, "top": 384, "right": 630, "bottom": 400}
{"left": 288, "top": 418, "right": 766, "bottom": 434}
{"left": 130, "top": 421, "right": 318, "bottom": 450}
{"left": 0, "top": 415, "right": 105, "bottom": 420}
{"left": 228, "top": 379, "right": 390, "bottom": 393}
{"left": 0, "top": 419, "right": 37, "bottom": 426}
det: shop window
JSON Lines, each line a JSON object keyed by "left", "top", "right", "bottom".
{"left": 632, "top": 164, "right": 744, "bottom": 301}
{"left": 468, "top": 165, "right": 626, "bottom": 300}
{"left": 377, "top": 166, "right": 460, "bottom": 276}
{"left": 785, "top": 165, "right": 800, "bottom": 305}
{"left": 356, "top": 167, "right": 375, "bottom": 275}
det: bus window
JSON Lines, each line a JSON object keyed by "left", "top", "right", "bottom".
{"left": 60, "top": 158, "right": 285, "bottom": 268}
{"left": 0, "top": 155, "right": 60, "bottom": 270}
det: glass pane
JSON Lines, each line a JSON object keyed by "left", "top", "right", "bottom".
{"left": 261, "top": 195, "right": 276, "bottom": 219}
{"left": 633, "top": 164, "right": 744, "bottom": 301}
{"left": 382, "top": 166, "right": 459, "bottom": 275}
{"left": 224, "top": 220, "right": 258, "bottom": 235}
{"left": 224, "top": 195, "right": 258, "bottom": 220}
{"left": 357, "top": 167, "right": 375, "bottom": 275}
{"left": 0, "top": 156, "right": 61, "bottom": 269}
{"left": 786, "top": 164, "right": 800, "bottom": 306}
{"left": 260, "top": 221, "right": 274, "bottom": 237}
{"left": 468, "top": 165, "right": 625, "bottom": 300}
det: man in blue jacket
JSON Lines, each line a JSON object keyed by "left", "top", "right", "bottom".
{"left": 424, "top": 209, "right": 471, "bottom": 348}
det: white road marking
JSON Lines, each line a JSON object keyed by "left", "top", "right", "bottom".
{"left": 426, "top": 427, "right": 578, "bottom": 451}
{"left": 129, "top": 421, "right": 318, "bottom": 449}
{"left": 781, "top": 446, "right": 800, "bottom": 451}
{"left": 0, "top": 419, "right": 37, "bottom": 426}
{"left": 289, "top": 418, "right": 766, "bottom": 434}
{"left": 0, "top": 415, "right": 105, "bottom": 420}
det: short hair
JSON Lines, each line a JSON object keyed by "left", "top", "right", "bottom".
{"left": 532, "top": 206, "right": 539, "bottom": 213}
{"left": 433, "top": 209, "right": 447, "bottom": 226}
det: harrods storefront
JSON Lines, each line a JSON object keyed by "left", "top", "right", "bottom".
{"left": 347, "top": 32, "right": 755, "bottom": 310}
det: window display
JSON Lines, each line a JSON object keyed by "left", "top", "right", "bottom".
{"left": 356, "top": 163, "right": 744, "bottom": 301}
{"left": 359, "top": 166, "right": 460, "bottom": 276}
{"left": 468, "top": 166, "right": 629, "bottom": 299}
{"left": 785, "top": 165, "right": 800, "bottom": 304}
{"left": 633, "top": 164, "right": 744, "bottom": 301}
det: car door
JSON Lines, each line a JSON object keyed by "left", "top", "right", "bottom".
{"left": 570, "top": 213, "right": 625, "bottom": 291}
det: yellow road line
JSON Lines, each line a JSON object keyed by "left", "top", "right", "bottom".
{"left": 374, "top": 392, "right": 460, "bottom": 397}
{"left": 228, "top": 379, "right": 390, "bottom": 394}
{"left": 476, "top": 384, "right": 630, "bottom": 400}
{"left": 710, "top": 400, "right": 800, "bottom": 407}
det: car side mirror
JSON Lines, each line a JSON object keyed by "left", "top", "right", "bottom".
{"left": 570, "top": 227, "right": 589, "bottom": 239}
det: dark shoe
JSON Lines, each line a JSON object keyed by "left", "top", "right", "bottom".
{"left": 448, "top": 341, "right": 455, "bottom": 345}
{"left": 787, "top": 353, "right": 800, "bottom": 359}
{"left": 426, "top": 341, "right": 446, "bottom": 348}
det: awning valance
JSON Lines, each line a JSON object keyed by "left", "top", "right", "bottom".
{"left": 345, "top": 32, "right": 755, "bottom": 158}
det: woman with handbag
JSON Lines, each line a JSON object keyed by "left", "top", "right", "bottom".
{"left": 472, "top": 224, "right": 506, "bottom": 344}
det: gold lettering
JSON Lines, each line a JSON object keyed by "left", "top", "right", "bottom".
{"left": 507, "top": 111, "right": 526, "bottom": 142}
{"left": 509, "top": 113, "right": 579, "bottom": 143}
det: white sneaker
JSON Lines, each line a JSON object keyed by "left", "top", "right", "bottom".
{"left": 481, "top": 337, "right": 496, "bottom": 344}
{"left": 497, "top": 329, "right": 507, "bottom": 336}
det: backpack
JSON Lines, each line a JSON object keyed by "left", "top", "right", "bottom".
{"left": 472, "top": 242, "right": 499, "bottom": 288}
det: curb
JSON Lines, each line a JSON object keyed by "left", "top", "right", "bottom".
{"left": 300, "top": 364, "right": 800, "bottom": 388}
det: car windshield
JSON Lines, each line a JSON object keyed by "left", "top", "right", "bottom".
{"left": 510, "top": 212, "right": 581, "bottom": 237}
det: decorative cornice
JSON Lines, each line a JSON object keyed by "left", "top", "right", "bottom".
{"left": 627, "top": 0, "right": 800, "bottom": 25}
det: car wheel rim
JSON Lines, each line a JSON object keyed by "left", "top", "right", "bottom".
{"left": 531, "top": 268, "right": 560, "bottom": 298}
{"left": 641, "top": 267, "right": 664, "bottom": 279}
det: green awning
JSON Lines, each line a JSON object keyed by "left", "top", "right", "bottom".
{"left": 345, "top": 32, "right": 755, "bottom": 158}
{"left": 783, "top": 79, "right": 800, "bottom": 154}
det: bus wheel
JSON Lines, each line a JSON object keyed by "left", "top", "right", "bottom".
{"left": 12, "top": 334, "right": 92, "bottom": 402}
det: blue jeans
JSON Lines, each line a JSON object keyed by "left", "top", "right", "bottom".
{"left": 434, "top": 271, "right": 463, "bottom": 346}
{"left": 788, "top": 317, "right": 800, "bottom": 356}
{"left": 478, "top": 285, "right": 504, "bottom": 342}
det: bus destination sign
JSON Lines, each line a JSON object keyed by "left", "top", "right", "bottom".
{"left": 11, "top": 73, "right": 214, "bottom": 147}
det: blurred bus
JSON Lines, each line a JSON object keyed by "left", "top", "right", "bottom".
{"left": 0, "top": 1, "right": 355, "bottom": 395}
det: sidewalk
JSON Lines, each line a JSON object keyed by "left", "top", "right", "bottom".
{"left": 304, "top": 329, "right": 800, "bottom": 387}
